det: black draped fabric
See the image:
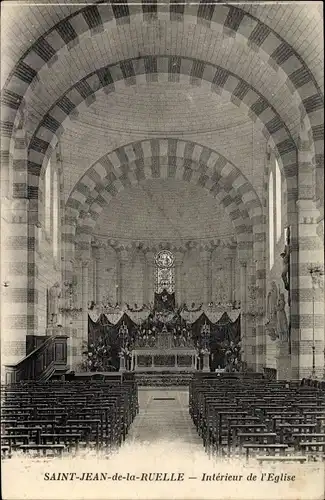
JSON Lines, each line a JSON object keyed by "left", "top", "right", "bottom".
{"left": 145, "top": 312, "right": 165, "bottom": 329}
{"left": 87, "top": 314, "right": 118, "bottom": 371}
{"left": 114, "top": 312, "right": 137, "bottom": 332}
{"left": 88, "top": 315, "right": 107, "bottom": 345}
{"left": 191, "top": 312, "right": 217, "bottom": 342}
{"left": 97, "top": 313, "right": 113, "bottom": 327}
{"left": 114, "top": 313, "right": 138, "bottom": 345}
{"left": 227, "top": 315, "right": 241, "bottom": 344}
{"left": 210, "top": 313, "right": 241, "bottom": 346}
{"left": 154, "top": 289, "right": 176, "bottom": 311}
{"left": 213, "top": 312, "right": 233, "bottom": 343}
{"left": 190, "top": 312, "right": 241, "bottom": 371}
{"left": 88, "top": 313, "right": 134, "bottom": 371}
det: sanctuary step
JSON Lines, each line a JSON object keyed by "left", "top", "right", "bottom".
{"left": 135, "top": 371, "right": 194, "bottom": 387}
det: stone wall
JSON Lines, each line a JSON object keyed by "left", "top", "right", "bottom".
{"left": 88, "top": 239, "right": 238, "bottom": 308}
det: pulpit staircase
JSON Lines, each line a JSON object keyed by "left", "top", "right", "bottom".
{"left": 4, "top": 335, "right": 69, "bottom": 384}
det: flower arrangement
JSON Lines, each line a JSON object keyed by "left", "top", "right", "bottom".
{"left": 223, "top": 340, "right": 241, "bottom": 372}
{"left": 82, "top": 338, "right": 116, "bottom": 372}
{"left": 119, "top": 346, "right": 132, "bottom": 358}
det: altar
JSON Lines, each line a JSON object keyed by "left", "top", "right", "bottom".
{"left": 132, "top": 328, "right": 197, "bottom": 372}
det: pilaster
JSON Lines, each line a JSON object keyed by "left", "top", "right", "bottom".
{"left": 239, "top": 260, "right": 247, "bottom": 365}
{"left": 290, "top": 199, "right": 324, "bottom": 380}
{"left": 1, "top": 198, "right": 37, "bottom": 374}
{"left": 200, "top": 249, "right": 212, "bottom": 306}
{"left": 174, "top": 251, "right": 184, "bottom": 306}
{"left": 118, "top": 249, "right": 130, "bottom": 306}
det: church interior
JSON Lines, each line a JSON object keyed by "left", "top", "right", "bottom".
{"left": 1, "top": 0, "right": 325, "bottom": 473}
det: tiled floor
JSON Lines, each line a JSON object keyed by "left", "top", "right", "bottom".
{"left": 125, "top": 387, "right": 203, "bottom": 446}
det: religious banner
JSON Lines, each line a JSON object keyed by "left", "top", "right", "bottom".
{"left": 154, "top": 288, "right": 176, "bottom": 311}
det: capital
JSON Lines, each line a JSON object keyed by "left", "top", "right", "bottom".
{"left": 145, "top": 251, "right": 155, "bottom": 263}
{"left": 199, "top": 249, "right": 211, "bottom": 261}
{"left": 173, "top": 251, "right": 184, "bottom": 264}
{"left": 296, "top": 199, "right": 320, "bottom": 219}
{"left": 119, "top": 249, "right": 129, "bottom": 262}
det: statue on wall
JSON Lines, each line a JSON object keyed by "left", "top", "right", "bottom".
{"left": 276, "top": 292, "right": 289, "bottom": 341}
{"left": 280, "top": 227, "right": 291, "bottom": 291}
{"left": 266, "top": 281, "right": 278, "bottom": 340}
{"left": 48, "top": 282, "right": 61, "bottom": 326}
{"left": 215, "top": 277, "right": 226, "bottom": 305}
{"left": 266, "top": 281, "right": 278, "bottom": 326}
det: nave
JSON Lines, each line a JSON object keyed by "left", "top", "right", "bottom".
{"left": 2, "top": 375, "right": 325, "bottom": 499}
{"left": 2, "top": 375, "right": 325, "bottom": 459}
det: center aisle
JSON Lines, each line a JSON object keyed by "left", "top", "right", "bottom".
{"left": 124, "top": 387, "right": 204, "bottom": 446}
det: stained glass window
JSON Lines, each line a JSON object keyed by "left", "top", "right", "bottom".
{"left": 155, "top": 250, "right": 175, "bottom": 293}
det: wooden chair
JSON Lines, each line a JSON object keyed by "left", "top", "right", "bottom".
{"left": 19, "top": 444, "right": 65, "bottom": 457}
{"left": 243, "top": 443, "right": 288, "bottom": 461}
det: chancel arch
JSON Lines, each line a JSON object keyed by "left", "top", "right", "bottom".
{"left": 64, "top": 139, "right": 263, "bottom": 258}
{"left": 1, "top": 2, "right": 323, "bottom": 389}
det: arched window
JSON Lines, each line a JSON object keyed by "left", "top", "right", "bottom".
{"left": 155, "top": 250, "right": 175, "bottom": 293}
{"left": 44, "top": 160, "right": 51, "bottom": 235}
{"left": 269, "top": 171, "right": 274, "bottom": 270}
{"left": 53, "top": 170, "right": 59, "bottom": 260}
{"left": 275, "top": 159, "right": 282, "bottom": 242}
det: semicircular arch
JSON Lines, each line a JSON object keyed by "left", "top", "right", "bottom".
{"left": 28, "top": 56, "right": 298, "bottom": 208}
{"left": 64, "top": 138, "right": 264, "bottom": 263}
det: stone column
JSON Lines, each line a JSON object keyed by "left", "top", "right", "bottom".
{"left": 174, "top": 251, "right": 184, "bottom": 306}
{"left": 239, "top": 260, "right": 247, "bottom": 365}
{"left": 291, "top": 200, "right": 324, "bottom": 380}
{"left": 245, "top": 259, "right": 258, "bottom": 371}
{"left": 289, "top": 132, "right": 324, "bottom": 380}
{"left": 144, "top": 251, "right": 155, "bottom": 305}
{"left": 69, "top": 253, "right": 90, "bottom": 371}
{"left": 91, "top": 247, "right": 99, "bottom": 304}
{"left": 96, "top": 246, "right": 107, "bottom": 304}
{"left": 223, "top": 248, "right": 235, "bottom": 304}
{"left": 78, "top": 259, "right": 90, "bottom": 369}
{"left": 255, "top": 253, "right": 266, "bottom": 373}
{"left": 231, "top": 257, "right": 236, "bottom": 304}
{"left": 200, "top": 249, "right": 212, "bottom": 306}
{"left": 1, "top": 120, "right": 40, "bottom": 378}
{"left": 118, "top": 249, "right": 129, "bottom": 306}
{"left": 1, "top": 198, "right": 32, "bottom": 377}
{"left": 276, "top": 340, "right": 291, "bottom": 380}
{"left": 67, "top": 259, "right": 81, "bottom": 371}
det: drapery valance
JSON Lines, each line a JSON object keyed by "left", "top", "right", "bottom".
{"left": 88, "top": 308, "right": 241, "bottom": 326}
